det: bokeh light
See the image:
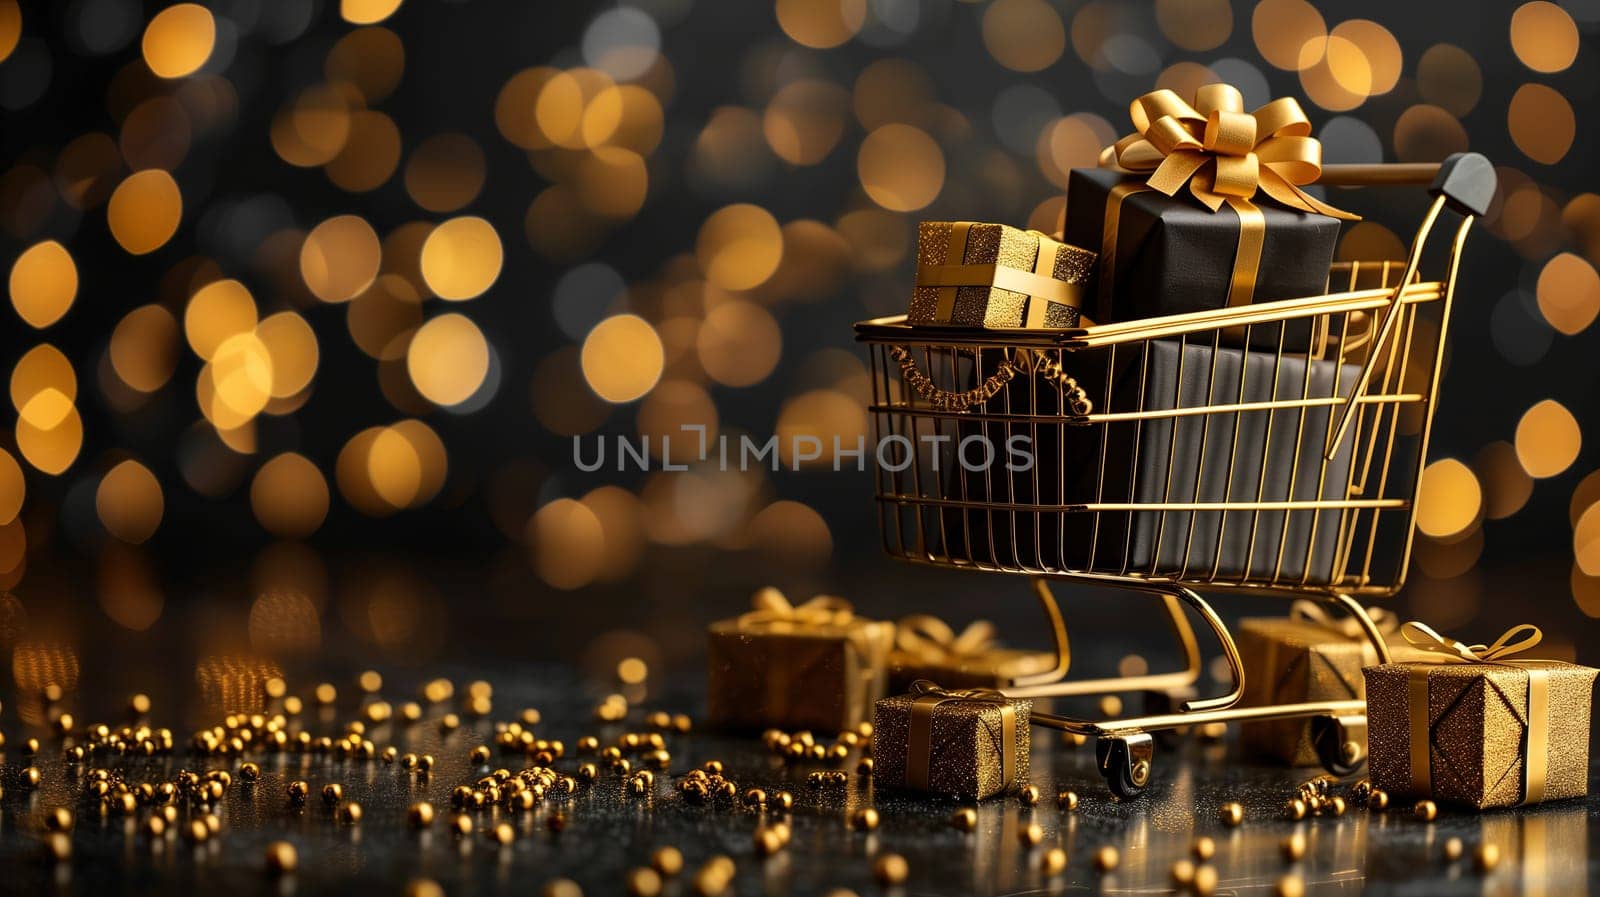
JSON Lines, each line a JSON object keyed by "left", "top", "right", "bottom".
{"left": 1155, "top": 0, "right": 1231, "bottom": 52}
{"left": 1537, "top": 253, "right": 1600, "bottom": 335}
{"left": 184, "top": 278, "right": 257, "bottom": 361}
{"left": 255, "top": 311, "right": 319, "bottom": 399}
{"left": 1515, "top": 399, "right": 1581, "bottom": 478}
{"left": 9, "top": 240, "right": 77, "bottom": 328}
{"left": 1252, "top": 0, "right": 1326, "bottom": 71}
{"left": 141, "top": 3, "right": 214, "bottom": 79}
{"left": 1414, "top": 458, "right": 1482, "bottom": 539}
{"left": 404, "top": 133, "right": 485, "bottom": 213}
{"left": 697, "top": 301, "right": 782, "bottom": 388}
{"left": 696, "top": 205, "right": 784, "bottom": 291}
{"left": 420, "top": 215, "right": 502, "bottom": 300}
{"left": 857, "top": 124, "right": 944, "bottom": 212}
{"left": 982, "top": 0, "right": 1066, "bottom": 73}
{"left": 582, "top": 314, "right": 664, "bottom": 403}
{"left": 1510, "top": 1, "right": 1579, "bottom": 73}
{"left": 341, "top": 0, "right": 404, "bottom": 26}
{"left": 250, "top": 452, "right": 330, "bottom": 539}
{"left": 96, "top": 459, "right": 164, "bottom": 543}
{"left": 528, "top": 498, "right": 607, "bottom": 590}
{"left": 1508, "top": 83, "right": 1575, "bottom": 165}
{"left": 301, "top": 214, "right": 381, "bottom": 303}
{"left": 775, "top": 0, "right": 866, "bottom": 49}
{"left": 406, "top": 313, "right": 490, "bottom": 406}
{"left": 107, "top": 169, "right": 182, "bottom": 255}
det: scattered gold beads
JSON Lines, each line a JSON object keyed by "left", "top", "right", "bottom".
{"left": 1412, "top": 799, "right": 1438, "bottom": 822}
{"left": 1193, "top": 864, "right": 1219, "bottom": 896}
{"left": 493, "top": 822, "right": 515, "bottom": 846}
{"left": 1192, "top": 836, "right": 1216, "bottom": 862}
{"left": 240, "top": 762, "right": 261, "bottom": 783}
{"left": 856, "top": 757, "right": 873, "bottom": 775}
{"left": 1275, "top": 874, "right": 1306, "bottom": 897}
{"left": 46, "top": 832, "right": 71, "bottom": 862}
{"left": 45, "top": 808, "right": 74, "bottom": 832}
{"left": 873, "top": 853, "right": 909, "bottom": 886}
{"left": 288, "top": 780, "right": 309, "bottom": 802}
{"left": 651, "top": 846, "right": 684, "bottom": 877}
{"left": 753, "top": 826, "right": 783, "bottom": 857}
{"left": 265, "top": 841, "right": 298, "bottom": 875}
{"left": 1093, "top": 846, "right": 1120, "bottom": 872}
{"left": 1018, "top": 822, "right": 1044, "bottom": 847}
{"left": 1327, "top": 795, "right": 1347, "bottom": 817}
{"left": 1019, "top": 784, "right": 1040, "bottom": 806}
{"left": 1473, "top": 842, "right": 1501, "bottom": 873}
{"left": 184, "top": 819, "right": 210, "bottom": 844}
{"left": 1368, "top": 789, "right": 1389, "bottom": 811}
{"left": 742, "top": 788, "right": 766, "bottom": 808}
{"left": 772, "top": 791, "right": 794, "bottom": 811}
{"left": 1443, "top": 837, "right": 1464, "bottom": 861}
{"left": 338, "top": 802, "right": 363, "bottom": 823}
{"left": 626, "top": 868, "right": 662, "bottom": 897}
{"left": 452, "top": 814, "right": 474, "bottom": 837}
{"left": 1171, "top": 859, "right": 1196, "bottom": 887}
{"left": 1282, "top": 831, "right": 1306, "bottom": 861}
{"left": 1057, "top": 789, "right": 1079, "bottom": 811}
{"left": 1006, "top": 834, "right": 1052, "bottom": 872}
{"left": 950, "top": 807, "right": 977, "bottom": 832}
{"left": 408, "top": 801, "right": 435, "bottom": 828}
{"left": 848, "top": 807, "right": 879, "bottom": 831}
{"left": 407, "top": 880, "right": 446, "bottom": 897}
{"left": 20, "top": 767, "right": 41, "bottom": 789}
{"left": 1283, "top": 798, "right": 1307, "bottom": 820}
{"left": 322, "top": 784, "right": 343, "bottom": 805}
{"left": 470, "top": 745, "right": 491, "bottom": 764}
{"left": 1218, "top": 802, "right": 1244, "bottom": 826}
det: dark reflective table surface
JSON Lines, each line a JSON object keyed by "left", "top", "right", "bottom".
{"left": 1, "top": 659, "right": 1595, "bottom": 897}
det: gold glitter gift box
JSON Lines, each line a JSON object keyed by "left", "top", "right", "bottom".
{"left": 907, "top": 221, "right": 1095, "bottom": 328}
{"left": 873, "top": 681, "right": 1031, "bottom": 801}
{"left": 1364, "top": 623, "right": 1597, "bottom": 810}
{"left": 1237, "top": 601, "right": 1417, "bottom": 766}
{"left": 706, "top": 588, "right": 894, "bottom": 733}
{"left": 886, "top": 614, "right": 1055, "bottom": 694}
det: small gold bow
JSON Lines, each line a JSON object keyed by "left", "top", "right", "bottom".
{"left": 1399, "top": 621, "right": 1546, "bottom": 665}
{"left": 896, "top": 615, "right": 999, "bottom": 663}
{"left": 737, "top": 587, "right": 855, "bottom": 629}
{"left": 1103, "top": 83, "right": 1359, "bottom": 221}
{"left": 906, "top": 680, "right": 1017, "bottom": 793}
{"left": 1288, "top": 599, "right": 1398, "bottom": 639}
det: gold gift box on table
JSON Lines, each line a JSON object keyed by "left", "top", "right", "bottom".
{"left": 1237, "top": 601, "right": 1418, "bottom": 766}
{"left": 873, "top": 681, "right": 1031, "bottom": 801}
{"left": 886, "top": 614, "right": 1056, "bottom": 694}
{"left": 907, "top": 221, "right": 1096, "bottom": 328}
{"left": 706, "top": 588, "right": 893, "bottom": 733}
{"left": 1364, "top": 623, "right": 1598, "bottom": 810}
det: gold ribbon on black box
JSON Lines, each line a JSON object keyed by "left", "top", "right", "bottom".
{"left": 1097, "top": 83, "right": 1360, "bottom": 309}
{"left": 1364, "top": 622, "right": 1599, "bottom": 810}
{"left": 908, "top": 222, "right": 1096, "bottom": 329}
{"left": 905, "top": 680, "right": 1016, "bottom": 792}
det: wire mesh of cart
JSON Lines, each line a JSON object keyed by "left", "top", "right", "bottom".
{"left": 853, "top": 155, "right": 1496, "bottom": 798}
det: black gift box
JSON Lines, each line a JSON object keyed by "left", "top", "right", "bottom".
{"left": 947, "top": 340, "right": 1358, "bottom": 584}
{"left": 1064, "top": 168, "right": 1341, "bottom": 344}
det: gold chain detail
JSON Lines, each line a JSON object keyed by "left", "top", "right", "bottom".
{"left": 887, "top": 346, "right": 1093, "bottom": 415}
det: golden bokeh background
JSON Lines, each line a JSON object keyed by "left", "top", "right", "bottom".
{"left": 0, "top": 0, "right": 1595, "bottom": 682}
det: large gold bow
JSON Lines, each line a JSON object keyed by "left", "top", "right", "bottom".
{"left": 1399, "top": 621, "right": 1546, "bottom": 665}
{"left": 737, "top": 587, "right": 855, "bottom": 629}
{"left": 906, "top": 680, "right": 1016, "bottom": 792}
{"left": 1104, "top": 83, "right": 1359, "bottom": 221}
{"left": 895, "top": 615, "right": 998, "bottom": 663}
{"left": 1288, "top": 599, "right": 1398, "bottom": 640}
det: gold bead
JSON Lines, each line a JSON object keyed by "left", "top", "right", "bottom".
{"left": 1275, "top": 874, "right": 1306, "bottom": 897}
{"left": 1443, "top": 837, "right": 1464, "bottom": 861}
{"left": 184, "top": 819, "right": 210, "bottom": 844}
{"left": 773, "top": 791, "right": 794, "bottom": 811}
{"left": 541, "top": 881, "right": 582, "bottom": 897}
{"left": 1018, "top": 822, "right": 1044, "bottom": 847}
{"left": 20, "top": 767, "right": 41, "bottom": 789}
{"left": 1350, "top": 779, "right": 1372, "bottom": 803}
{"left": 452, "top": 814, "right": 474, "bottom": 836}
{"left": 440, "top": 714, "right": 460, "bottom": 733}
{"left": 1218, "top": 802, "right": 1244, "bottom": 827}
{"left": 407, "top": 880, "right": 446, "bottom": 897}
{"left": 716, "top": 780, "right": 737, "bottom": 800}
{"left": 240, "top": 762, "right": 261, "bottom": 783}
{"left": 1328, "top": 795, "right": 1347, "bottom": 817}
{"left": 339, "top": 802, "right": 362, "bottom": 823}
{"left": 418, "top": 755, "right": 435, "bottom": 772}
{"left": 1057, "top": 789, "right": 1079, "bottom": 811}
{"left": 1368, "top": 789, "right": 1389, "bottom": 811}
{"left": 1193, "top": 864, "right": 1219, "bottom": 896}
{"left": 950, "top": 807, "right": 977, "bottom": 832}
{"left": 1019, "top": 784, "right": 1040, "bottom": 806}
{"left": 471, "top": 745, "right": 491, "bottom": 764}
{"left": 1171, "top": 859, "right": 1196, "bottom": 887}
{"left": 46, "top": 832, "right": 71, "bottom": 861}
{"left": 144, "top": 815, "right": 166, "bottom": 838}
{"left": 1041, "top": 847, "right": 1067, "bottom": 874}
{"left": 856, "top": 757, "right": 874, "bottom": 775}
{"left": 651, "top": 846, "right": 684, "bottom": 877}
{"left": 1473, "top": 842, "right": 1501, "bottom": 873}
{"left": 742, "top": 788, "right": 766, "bottom": 808}
{"left": 753, "top": 826, "right": 783, "bottom": 857}
{"left": 626, "top": 867, "right": 662, "bottom": 897}
{"left": 1192, "top": 836, "right": 1216, "bottom": 862}
{"left": 493, "top": 822, "right": 515, "bottom": 846}
{"left": 265, "top": 841, "right": 298, "bottom": 874}
{"left": 1282, "top": 831, "right": 1306, "bottom": 861}
{"left": 1284, "top": 798, "right": 1307, "bottom": 820}
{"left": 872, "top": 853, "right": 909, "bottom": 886}
{"left": 406, "top": 801, "right": 435, "bottom": 828}
{"left": 1412, "top": 799, "right": 1438, "bottom": 822}
{"left": 1093, "top": 846, "right": 1120, "bottom": 872}
{"left": 45, "top": 807, "right": 73, "bottom": 832}
{"left": 849, "top": 807, "right": 879, "bottom": 831}
{"left": 321, "top": 783, "right": 342, "bottom": 805}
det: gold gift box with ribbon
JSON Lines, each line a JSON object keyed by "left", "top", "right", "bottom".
{"left": 1364, "top": 623, "right": 1598, "bottom": 810}
{"left": 873, "top": 681, "right": 1031, "bottom": 801}
{"left": 886, "top": 614, "right": 1056, "bottom": 694}
{"left": 1237, "top": 601, "right": 1418, "bottom": 766}
{"left": 907, "top": 221, "right": 1095, "bottom": 328}
{"left": 706, "top": 588, "right": 894, "bottom": 733}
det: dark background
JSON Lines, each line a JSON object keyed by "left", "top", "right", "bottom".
{"left": 0, "top": 0, "right": 1596, "bottom": 704}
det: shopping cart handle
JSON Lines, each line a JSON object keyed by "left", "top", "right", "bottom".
{"left": 1428, "top": 152, "right": 1496, "bottom": 217}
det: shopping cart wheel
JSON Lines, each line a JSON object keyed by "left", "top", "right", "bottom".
{"left": 1310, "top": 714, "right": 1367, "bottom": 777}
{"left": 1096, "top": 733, "right": 1154, "bottom": 800}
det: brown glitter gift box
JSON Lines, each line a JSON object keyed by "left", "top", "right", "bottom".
{"left": 1238, "top": 600, "right": 1420, "bottom": 766}
{"left": 706, "top": 588, "right": 894, "bottom": 733}
{"left": 873, "top": 681, "right": 1031, "bottom": 801}
{"left": 1364, "top": 622, "right": 1598, "bottom": 810}
{"left": 886, "top": 614, "right": 1055, "bottom": 694}
{"left": 906, "top": 221, "right": 1096, "bottom": 328}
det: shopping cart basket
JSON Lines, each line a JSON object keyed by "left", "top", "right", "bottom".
{"left": 855, "top": 155, "right": 1495, "bottom": 798}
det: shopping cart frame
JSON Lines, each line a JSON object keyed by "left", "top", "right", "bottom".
{"left": 854, "top": 155, "right": 1495, "bottom": 797}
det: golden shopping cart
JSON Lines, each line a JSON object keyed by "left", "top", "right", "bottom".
{"left": 854, "top": 154, "right": 1495, "bottom": 798}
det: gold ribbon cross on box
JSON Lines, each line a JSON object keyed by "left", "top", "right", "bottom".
{"left": 905, "top": 680, "right": 1017, "bottom": 792}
